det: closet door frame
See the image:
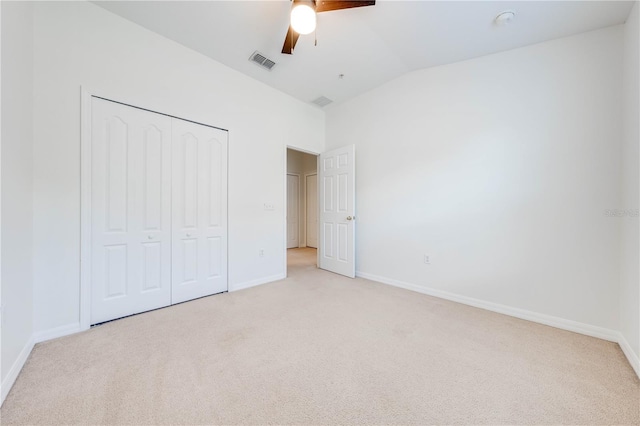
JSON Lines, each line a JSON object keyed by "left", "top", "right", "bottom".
{"left": 80, "top": 87, "right": 229, "bottom": 331}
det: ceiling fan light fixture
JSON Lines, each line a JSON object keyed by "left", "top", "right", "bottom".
{"left": 291, "top": 2, "right": 316, "bottom": 35}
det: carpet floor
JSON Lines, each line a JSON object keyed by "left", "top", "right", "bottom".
{"left": 1, "top": 247, "right": 638, "bottom": 425}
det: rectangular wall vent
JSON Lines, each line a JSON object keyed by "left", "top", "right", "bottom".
{"left": 249, "top": 51, "right": 276, "bottom": 71}
{"left": 311, "top": 96, "right": 333, "bottom": 107}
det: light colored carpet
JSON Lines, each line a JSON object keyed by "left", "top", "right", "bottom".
{"left": 1, "top": 247, "right": 638, "bottom": 425}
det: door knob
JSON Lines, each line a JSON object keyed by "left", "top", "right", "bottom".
{"left": 346, "top": 216, "right": 353, "bottom": 221}
{"left": 186, "top": 233, "right": 191, "bottom": 238}
{"left": 147, "top": 235, "right": 153, "bottom": 240}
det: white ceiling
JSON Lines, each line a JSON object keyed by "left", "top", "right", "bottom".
{"left": 94, "top": 0, "right": 634, "bottom": 108}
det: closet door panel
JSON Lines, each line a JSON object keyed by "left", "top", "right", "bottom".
{"left": 91, "top": 98, "right": 172, "bottom": 324}
{"left": 172, "top": 119, "right": 228, "bottom": 304}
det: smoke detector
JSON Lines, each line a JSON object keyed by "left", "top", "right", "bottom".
{"left": 494, "top": 10, "right": 516, "bottom": 26}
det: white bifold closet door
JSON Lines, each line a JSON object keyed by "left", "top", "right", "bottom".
{"left": 171, "top": 118, "right": 228, "bottom": 304}
{"left": 90, "top": 97, "right": 227, "bottom": 324}
{"left": 91, "top": 99, "right": 173, "bottom": 324}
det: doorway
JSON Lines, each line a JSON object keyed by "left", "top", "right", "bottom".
{"left": 286, "top": 173, "right": 300, "bottom": 248}
{"left": 286, "top": 148, "right": 318, "bottom": 272}
{"left": 305, "top": 173, "right": 318, "bottom": 248}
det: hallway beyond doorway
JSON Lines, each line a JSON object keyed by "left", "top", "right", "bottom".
{"left": 287, "top": 247, "right": 317, "bottom": 271}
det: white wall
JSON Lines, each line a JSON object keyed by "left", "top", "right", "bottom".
{"left": 31, "top": 2, "right": 324, "bottom": 334}
{"left": 1, "top": 0, "right": 34, "bottom": 397}
{"left": 326, "top": 26, "right": 624, "bottom": 331}
{"left": 620, "top": 2, "right": 640, "bottom": 363}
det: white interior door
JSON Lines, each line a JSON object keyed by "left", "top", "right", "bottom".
{"left": 171, "top": 118, "right": 228, "bottom": 304}
{"left": 287, "top": 174, "right": 300, "bottom": 249}
{"left": 319, "top": 145, "right": 355, "bottom": 277}
{"left": 306, "top": 174, "right": 318, "bottom": 248}
{"left": 90, "top": 98, "right": 172, "bottom": 324}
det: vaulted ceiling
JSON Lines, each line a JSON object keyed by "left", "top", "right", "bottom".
{"left": 95, "top": 1, "right": 634, "bottom": 108}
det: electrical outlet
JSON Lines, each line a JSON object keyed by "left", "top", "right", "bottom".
{"left": 259, "top": 249, "right": 265, "bottom": 257}
{"left": 423, "top": 254, "right": 431, "bottom": 265}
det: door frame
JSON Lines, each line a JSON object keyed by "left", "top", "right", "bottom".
{"left": 80, "top": 87, "right": 229, "bottom": 331}
{"left": 283, "top": 146, "right": 319, "bottom": 275}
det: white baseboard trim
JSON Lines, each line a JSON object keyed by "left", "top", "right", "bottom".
{"left": 33, "top": 322, "right": 82, "bottom": 344}
{"left": 230, "top": 273, "right": 286, "bottom": 292}
{"left": 356, "top": 271, "right": 640, "bottom": 378}
{"left": 356, "top": 271, "right": 621, "bottom": 342}
{"left": 617, "top": 332, "right": 640, "bottom": 378}
{"left": 1, "top": 336, "right": 35, "bottom": 406}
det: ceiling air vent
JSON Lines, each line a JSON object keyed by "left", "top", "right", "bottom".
{"left": 249, "top": 51, "right": 276, "bottom": 71}
{"left": 311, "top": 96, "right": 333, "bottom": 107}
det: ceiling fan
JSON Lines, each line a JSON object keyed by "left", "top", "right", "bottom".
{"left": 282, "top": 0, "right": 376, "bottom": 54}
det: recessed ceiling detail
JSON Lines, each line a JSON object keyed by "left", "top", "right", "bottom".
{"left": 249, "top": 51, "right": 276, "bottom": 71}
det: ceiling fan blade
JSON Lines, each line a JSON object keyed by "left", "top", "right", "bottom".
{"left": 316, "top": 0, "right": 375, "bottom": 13}
{"left": 282, "top": 25, "right": 301, "bottom": 54}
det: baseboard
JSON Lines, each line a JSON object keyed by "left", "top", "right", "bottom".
{"left": 356, "top": 271, "right": 640, "bottom": 378}
{"left": 33, "top": 322, "right": 82, "bottom": 344}
{"left": 1, "top": 336, "right": 35, "bottom": 406}
{"left": 230, "top": 273, "right": 286, "bottom": 292}
{"left": 617, "top": 332, "right": 640, "bottom": 378}
{"left": 356, "top": 271, "right": 620, "bottom": 342}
